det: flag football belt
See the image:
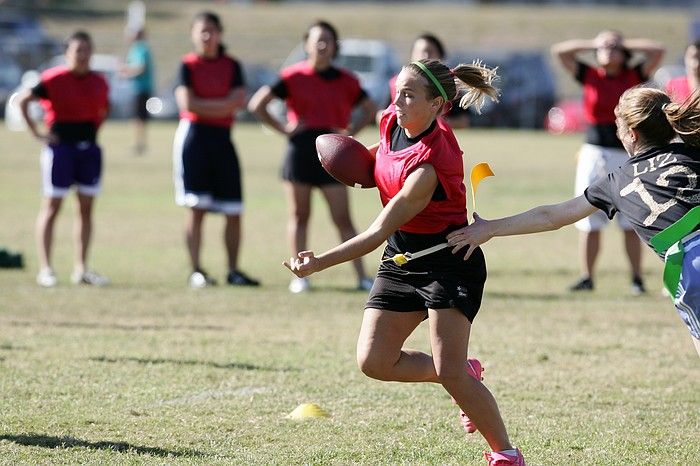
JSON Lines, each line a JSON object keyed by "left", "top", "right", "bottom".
{"left": 650, "top": 205, "right": 700, "bottom": 298}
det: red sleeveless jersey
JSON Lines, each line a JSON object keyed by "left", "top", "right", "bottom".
{"left": 179, "top": 52, "right": 242, "bottom": 127}
{"left": 280, "top": 62, "right": 362, "bottom": 129}
{"left": 375, "top": 109, "right": 468, "bottom": 234}
{"left": 579, "top": 64, "right": 644, "bottom": 124}
{"left": 38, "top": 66, "right": 108, "bottom": 128}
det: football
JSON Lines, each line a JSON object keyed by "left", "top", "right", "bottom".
{"left": 316, "top": 134, "right": 376, "bottom": 188}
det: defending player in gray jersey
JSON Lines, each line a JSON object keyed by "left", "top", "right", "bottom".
{"left": 448, "top": 86, "right": 700, "bottom": 359}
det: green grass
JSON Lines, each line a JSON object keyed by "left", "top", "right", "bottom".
{"left": 0, "top": 121, "right": 698, "bottom": 465}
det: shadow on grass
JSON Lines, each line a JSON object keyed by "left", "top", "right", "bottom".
{"left": 4, "top": 320, "right": 232, "bottom": 332}
{"left": 0, "top": 433, "right": 205, "bottom": 458}
{"left": 89, "top": 356, "right": 296, "bottom": 372}
{"left": 0, "top": 343, "right": 29, "bottom": 351}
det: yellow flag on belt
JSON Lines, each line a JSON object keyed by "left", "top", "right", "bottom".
{"left": 470, "top": 162, "right": 494, "bottom": 213}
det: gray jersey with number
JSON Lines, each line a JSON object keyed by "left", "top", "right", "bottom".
{"left": 585, "top": 143, "right": 700, "bottom": 258}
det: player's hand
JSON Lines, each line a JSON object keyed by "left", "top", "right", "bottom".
{"left": 446, "top": 213, "right": 494, "bottom": 261}
{"left": 283, "top": 250, "right": 320, "bottom": 278}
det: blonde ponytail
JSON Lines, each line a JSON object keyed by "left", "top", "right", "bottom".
{"left": 664, "top": 90, "right": 700, "bottom": 148}
{"left": 452, "top": 60, "right": 500, "bottom": 114}
{"left": 407, "top": 59, "right": 500, "bottom": 114}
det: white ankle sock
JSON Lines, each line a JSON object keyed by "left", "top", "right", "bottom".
{"left": 497, "top": 449, "right": 518, "bottom": 456}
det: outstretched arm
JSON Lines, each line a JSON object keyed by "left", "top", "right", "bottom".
{"left": 446, "top": 195, "right": 598, "bottom": 261}
{"left": 284, "top": 164, "right": 438, "bottom": 276}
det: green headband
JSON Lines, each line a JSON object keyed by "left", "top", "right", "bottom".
{"left": 412, "top": 61, "right": 448, "bottom": 102}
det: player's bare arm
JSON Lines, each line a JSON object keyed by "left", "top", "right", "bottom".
{"left": 447, "top": 195, "right": 598, "bottom": 260}
{"left": 247, "top": 85, "right": 291, "bottom": 135}
{"left": 17, "top": 89, "right": 54, "bottom": 144}
{"left": 551, "top": 39, "right": 595, "bottom": 75}
{"left": 284, "top": 164, "right": 438, "bottom": 276}
{"left": 622, "top": 38, "right": 665, "bottom": 77}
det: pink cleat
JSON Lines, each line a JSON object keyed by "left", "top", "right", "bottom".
{"left": 452, "top": 358, "right": 483, "bottom": 434}
{"left": 484, "top": 448, "right": 526, "bottom": 466}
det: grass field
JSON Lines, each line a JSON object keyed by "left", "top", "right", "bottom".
{"left": 0, "top": 121, "right": 698, "bottom": 465}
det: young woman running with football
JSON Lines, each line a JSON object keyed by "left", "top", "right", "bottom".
{"left": 285, "top": 58, "right": 526, "bottom": 466}
{"left": 248, "top": 20, "right": 376, "bottom": 294}
{"left": 447, "top": 86, "right": 700, "bottom": 359}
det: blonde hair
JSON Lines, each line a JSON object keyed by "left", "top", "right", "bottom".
{"left": 406, "top": 59, "right": 499, "bottom": 114}
{"left": 615, "top": 87, "right": 700, "bottom": 148}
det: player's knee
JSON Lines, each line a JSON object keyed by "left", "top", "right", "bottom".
{"left": 291, "top": 209, "right": 310, "bottom": 225}
{"left": 42, "top": 204, "right": 62, "bottom": 221}
{"left": 356, "top": 349, "right": 390, "bottom": 381}
{"left": 434, "top": 360, "right": 465, "bottom": 388}
{"left": 331, "top": 214, "right": 353, "bottom": 230}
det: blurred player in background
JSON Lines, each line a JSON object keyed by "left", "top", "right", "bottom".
{"left": 173, "top": 11, "right": 259, "bottom": 288}
{"left": 448, "top": 87, "right": 700, "bottom": 359}
{"left": 285, "top": 59, "right": 527, "bottom": 466}
{"left": 666, "top": 40, "right": 700, "bottom": 103}
{"left": 120, "top": 28, "right": 154, "bottom": 155}
{"left": 551, "top": 31, "right": 664, "bottom": 293}
{"left": 248, "top": 20, "right": 376, "bottom": 293}
{"left": 18, "top": 30, "right": 110, "bottom": 288}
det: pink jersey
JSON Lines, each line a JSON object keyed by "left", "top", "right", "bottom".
{"left": 375, "top": 108, "right": 468, "bottom": 234}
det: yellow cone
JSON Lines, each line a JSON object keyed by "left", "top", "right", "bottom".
{"left": 286, "top": 403, "right": 329, "bottom": 419}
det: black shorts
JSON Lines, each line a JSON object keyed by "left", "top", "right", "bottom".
{"left": 366, "top": 225, "right": 487, "bottom": 322}
{"left": 173, "top": 120, "right": 243, "bottom": 214}
{"left": 282, "top": 128, "right": 342, "bottom": 186}
{"left": 135, "top": 92, "right": 150, "bottom": 121}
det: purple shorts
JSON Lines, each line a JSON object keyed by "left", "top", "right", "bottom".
{"left": 41, "top": 142, "right": 102, "bottom": 198}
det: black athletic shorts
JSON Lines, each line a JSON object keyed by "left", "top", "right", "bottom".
{"left": 173, "top": 120, "right": 243, "bottom": 214}
{"left": 135, "top": 92, "right": 150, "bottom": 121}
{"left": 282, "top": 128, "right": 342, "bottom": 186}
{"left": 366, "top": 225, "right": 487, "bottom": 322}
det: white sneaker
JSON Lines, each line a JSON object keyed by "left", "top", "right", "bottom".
{"left": 36, "top": 268, "right": 57, "bottom": 287}
{"left": 358, "top": 277, "right": 374, "bottom": 291}
{"left": 188, "top": 270, "right": 216, "bottom": 289}
{"left": 71, "top": 269, "right": 109, "bottom": 286}
{"left": 289, "top": 277, "right": 310, "bottom": 294}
